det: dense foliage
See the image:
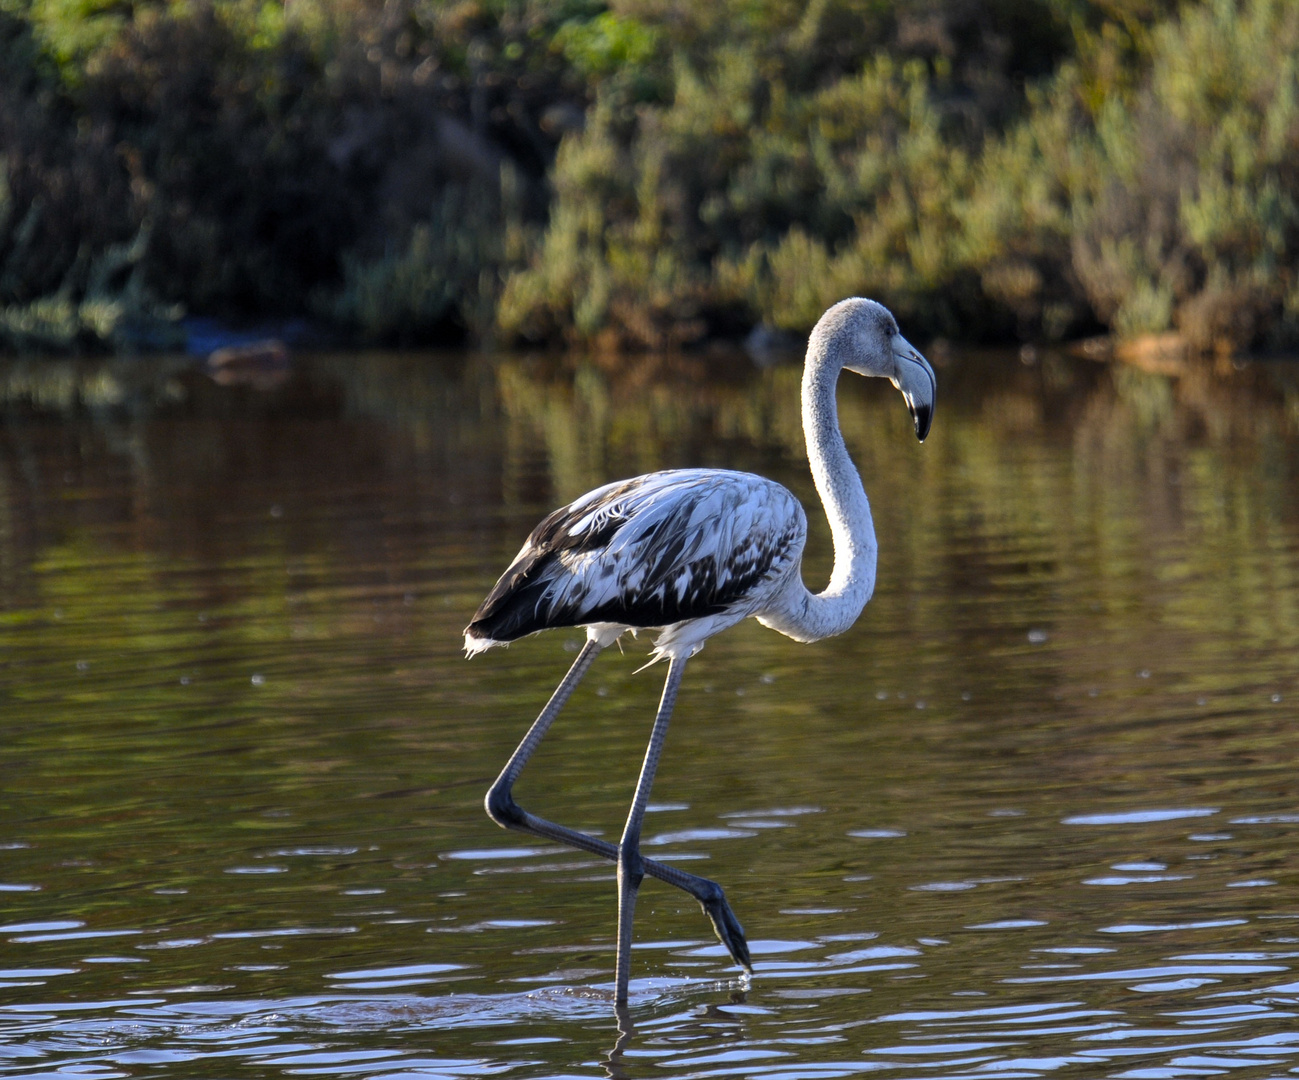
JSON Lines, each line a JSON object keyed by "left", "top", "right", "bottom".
{"left": 1, "top": 0, "right": 1296, "bottom": 353}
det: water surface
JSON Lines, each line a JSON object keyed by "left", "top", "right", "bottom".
{"left": 2, "top": 348, "right": 1299, "bottom": 1077}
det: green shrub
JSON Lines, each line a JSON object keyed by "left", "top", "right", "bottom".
{"left": 955, "top": 69, "right": 1091, "bottom": 341}
{"left": 0, "top": 0, "right": 598, "bottom": 350}
{"left": 501, "top": 43, "right": 986, "bottom": 345}
{"left": 1082, "top": 0, "right": 1299, "bottom": 351}
{"left": 725, "top": 57, "right": 974, "bottom": 335}
{"left": 6, "top": 0, "right": 1299, "bottom": 354}
{"left": 499, "top": 0, "right": 1082, "bottom": 347}
{"left": 0, "top": 213, "right": 184, "bottom": 351}
{"left": 503, "top": 0, "right": 1299, "bottom": 352}
{"left": 989, "top": 0, "right": 1299, "bottom": 351}
{"left": 323, "top": 165, "right": 532, "bottom": 345}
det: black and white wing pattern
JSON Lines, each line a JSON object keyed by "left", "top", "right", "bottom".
{"left": 465, "top": 469, "right": 806, "bottom": 649}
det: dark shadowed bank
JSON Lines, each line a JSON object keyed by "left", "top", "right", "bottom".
{"left": 1, "top": 0, "right": 1297, "bottom": 357}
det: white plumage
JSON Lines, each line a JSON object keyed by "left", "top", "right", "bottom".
{"left": 464, "top": 468, "right": 806, "bottom": 662}
{"left": 465, "top": 298, "right": 936, "bottom": 1010}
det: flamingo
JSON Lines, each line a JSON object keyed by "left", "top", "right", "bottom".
{"left": 464, "top": 298, "right": 935, "bottom": 1005}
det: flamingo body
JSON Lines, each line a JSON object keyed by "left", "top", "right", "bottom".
{"left": 465, "top": 469, "right": 806, "bottom": 662}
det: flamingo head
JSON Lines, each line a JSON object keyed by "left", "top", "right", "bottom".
{"left": 819, "top": 297, "right": 937, "bottom": 442}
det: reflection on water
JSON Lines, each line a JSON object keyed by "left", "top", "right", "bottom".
{"left": 2, "top": 347, "right": 1299, "bottom": 1077}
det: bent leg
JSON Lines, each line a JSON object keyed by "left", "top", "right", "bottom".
{"left": 484, "top": 639, "right": 603, "bottom": 831}
{"left": 483, "top": 641, "right": 751, "bottom": 977}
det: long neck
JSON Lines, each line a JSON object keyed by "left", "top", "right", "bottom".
{"left": 760, "top": 334, "right": 877, "bottom": 642}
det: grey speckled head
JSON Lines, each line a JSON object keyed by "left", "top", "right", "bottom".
{"left": 809, "top": 297, "right": 936, "bottom": 441}
{"left": 810, "top": 297, "right": 899, "bottom": 376}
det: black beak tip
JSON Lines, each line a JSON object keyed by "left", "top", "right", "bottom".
{"left": 912, "top": 403, "right": 932, "bottom": 442}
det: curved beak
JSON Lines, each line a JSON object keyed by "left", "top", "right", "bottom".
{"left": 890, "top": 334, "right": 936, "bottom": 442}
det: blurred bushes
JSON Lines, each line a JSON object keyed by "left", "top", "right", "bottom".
{"left": 1, "top": 0, "right": 1298, "bottom": 354}
{"left": 501, "top": 0, "right": 1299, "bottom": 352}
{"left": 323, "top": 165, "right": 532, "bottom": 343}
{"left": 1073, "top": 0, "right": 1299, "bottom": 353}
{"left": 500, "top": 0, "right": 1073, "bottom": 347}
{"left": 0, "top": 0, "right": 591, "bottom": 349}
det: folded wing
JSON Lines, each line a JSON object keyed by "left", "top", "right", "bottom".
{"left": 466, "top": 469, "right": 806, "bottom": 646}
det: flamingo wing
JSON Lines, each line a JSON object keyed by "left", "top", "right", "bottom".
{"left": 465, "top": 469, "right": 806, "bottom": 647}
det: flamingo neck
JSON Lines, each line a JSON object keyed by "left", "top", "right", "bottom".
{"left": 759, "top": 334, "right": 877, "bottom": 642}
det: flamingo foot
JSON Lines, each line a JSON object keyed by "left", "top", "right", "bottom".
{"left": 698, "top": 885, "right": 753, "bottom": 974}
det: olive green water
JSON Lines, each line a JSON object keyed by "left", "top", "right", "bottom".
{"left": 2, "top": 348, "right": 1299, "bottom": 1078}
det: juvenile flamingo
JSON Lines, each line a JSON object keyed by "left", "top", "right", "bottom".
{"left": 465, "top": 298, "right": 936, "bottom": 1005}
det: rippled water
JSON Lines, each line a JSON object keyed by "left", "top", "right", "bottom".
{"left": 2, "top": 348, "right": 1299, "bottom": 1077}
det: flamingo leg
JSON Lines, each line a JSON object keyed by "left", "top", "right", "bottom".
{"left": 485, "top": 639, "right": 605, "bottom": 819}
{"left": 483, "top": 642, "right": 753, "bottom": 983}
{"left": 614, "top": 655, "right": 681, "bottom": 1004}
